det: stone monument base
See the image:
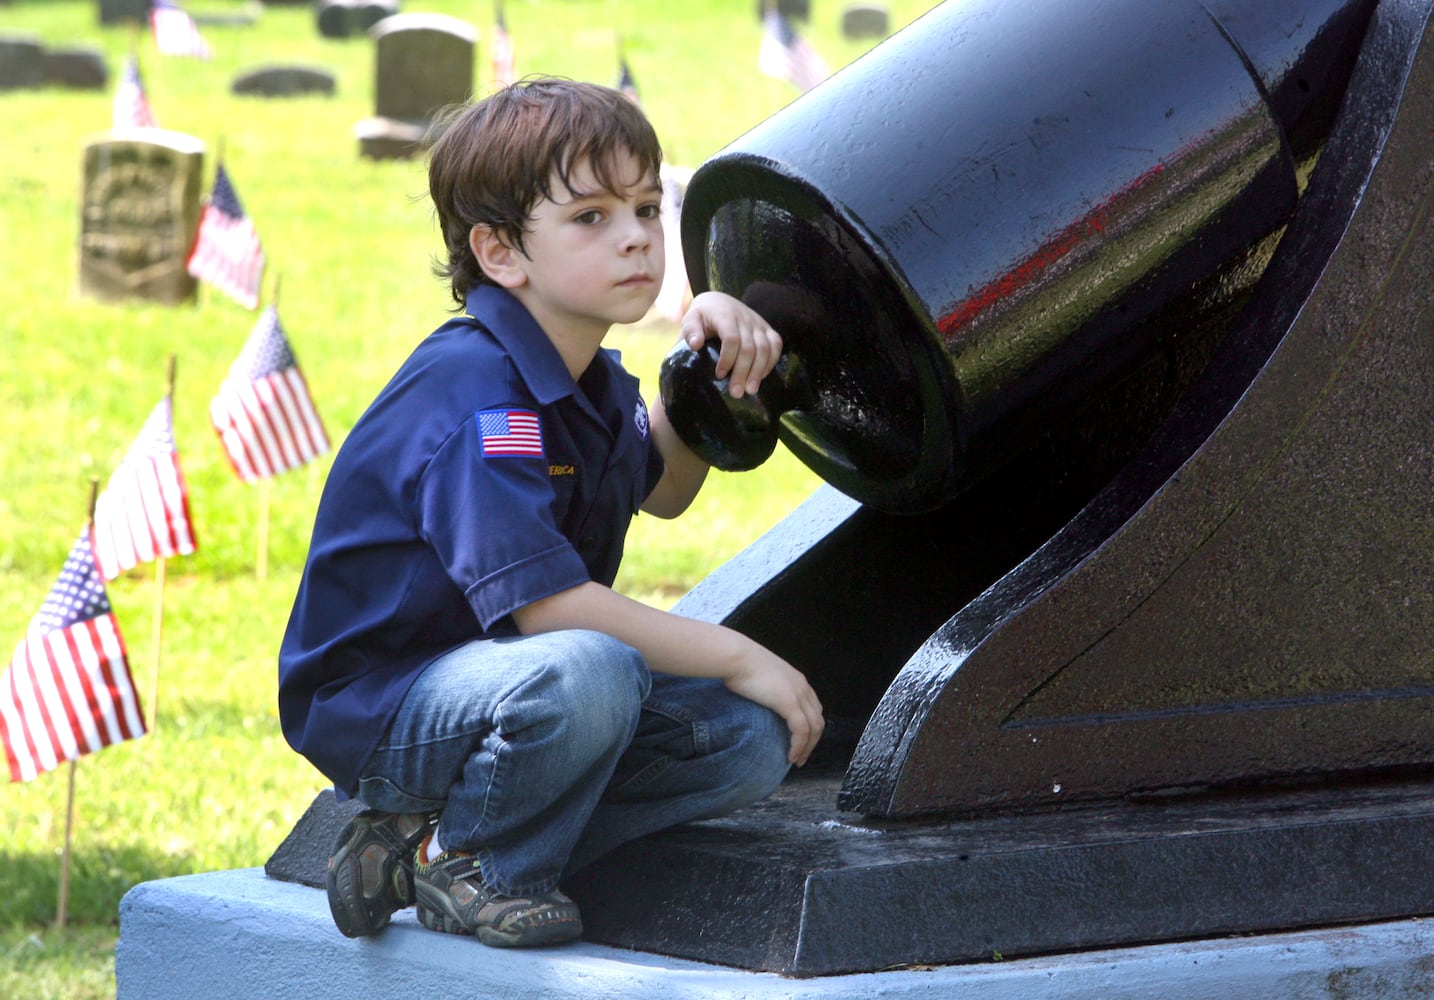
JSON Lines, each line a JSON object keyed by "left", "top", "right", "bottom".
{"left": 115, "top": 867, "right": 1434, "bottom": 999}
{"left": 262, "top": 770, "right": 1434, "bottom": 976}
{"left": 353, "top": 116, "right": 426, "bottom": 160}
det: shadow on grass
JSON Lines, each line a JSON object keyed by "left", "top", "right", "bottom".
{"left": 0, "top": 842, "right": 206, "bottom": 927}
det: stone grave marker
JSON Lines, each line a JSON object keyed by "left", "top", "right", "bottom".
{"left": 355, "top": 12, "right": 475, "bottom": 159}
{"left": 97, "top": 0, "right": 150, "bottom": 26}
{"left": 232, "top": 64, "right": 337, "bottom": 97}
{"left": 43, "top": 46, "right": 108, "bottom": 89}
{"left": 0, "top": 35, "right": 44, "bottom": 89}
{"left": 78, "top": 131, "right": 205, "bottom": 305}
{"left": 315, "top": 0, "right": 398, "bottom": 39}
{"left": 192, "top": 2, "right": 261, "bottom": 27}
{"left": 841, "top": 3, "right": 890, "bottom": 39}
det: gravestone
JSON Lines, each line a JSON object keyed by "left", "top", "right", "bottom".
{"left": 97, "top": 0, "right": 149, "bottom": 25}
{"left": 0, "top": 34, "right": 44, "bottom": 89}
{"left": 315, "top": 0, "right": 351, "bottom": 39}
{"left": 756, "top": 0, "right": 810, "bottom": 21}
{"left": 841, "top": 3, "right": 890, "bottom": 38}
{"left": 192, "top": 2, "right": 261, "bottom": 27}
{"left": 78, "top": 131, "right": 204, "bottom": 305}
{"left": 43, "top": 46, "right": 108, "bottom": 89}
{"left": 315, "top": 0, "right": 398, "bottom": 39}
{"left": 354, "top": 12, "right": 475, "bottom": 160}
{"left": 232, "top": 64, "right": 337, "bottom": 97}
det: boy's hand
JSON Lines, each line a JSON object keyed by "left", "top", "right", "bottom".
{"left": 724, "top": 649, "right": 825, "bottom": 767}
{"left": 681, "top": 291, "right": 782, "bottom": 399}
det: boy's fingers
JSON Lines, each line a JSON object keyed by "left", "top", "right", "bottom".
{"left": 787, "top": 691, "right": 825, "bottom": 766}
{"left": 747, "top": 326, "right": 781, "bottom": 394}
{"left": 716, "top": 334, "right": 750, "bottom": 397}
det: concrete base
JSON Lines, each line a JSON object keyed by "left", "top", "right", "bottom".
{"left": 116, "top": 868, "right": 1434, "bottom": 999}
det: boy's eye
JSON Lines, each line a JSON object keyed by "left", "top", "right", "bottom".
{"left": 575, "top": 209, "right": 604, "bottom": 225}
{"left": 637, "top": 203, "right": 661, "bottom": 220}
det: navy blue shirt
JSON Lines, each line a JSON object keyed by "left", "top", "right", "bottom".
{"left": 278, "top": 286, "right": 665, "bottom": 794}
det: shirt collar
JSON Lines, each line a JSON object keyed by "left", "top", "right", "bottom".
{"left": 462, "top": 285, "right": 575, "bottom": 405}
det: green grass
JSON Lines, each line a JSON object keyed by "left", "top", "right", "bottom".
{"left": 0, "top": 0, "right": 939, "bottom": 995}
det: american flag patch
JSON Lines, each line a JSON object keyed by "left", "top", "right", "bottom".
{"left": 477, "top": 409, "right": 543, "bottom": 458}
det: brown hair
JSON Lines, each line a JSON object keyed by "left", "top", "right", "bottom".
{"left": 427, "top": 77, "right": 664, "bottom": 304}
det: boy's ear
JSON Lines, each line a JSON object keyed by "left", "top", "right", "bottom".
{"left": 469, "top": 226, "right": 528, "bottom": 289}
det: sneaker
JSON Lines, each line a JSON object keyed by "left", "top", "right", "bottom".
{"left": 413, "top": 836, "right": 583, "bottom": 948}
{"left": 325, "top": 810, "right": 437, "bottom": 938}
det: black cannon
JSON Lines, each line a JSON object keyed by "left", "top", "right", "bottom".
{"left": 664, "top": 0, "right": 1372, "bottom": 513}
{"left": 271, "top": 0, "right": 1434, "bottom": 975}
{"left": 633, "top": 0, "right": 1434, "bottom": 971}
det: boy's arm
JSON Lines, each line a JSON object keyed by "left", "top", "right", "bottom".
{"left": 642, "top": 291, "right": 783, "bottom": 518}
{"left": 511, "top": 581, "right": 824, "bottom": 766}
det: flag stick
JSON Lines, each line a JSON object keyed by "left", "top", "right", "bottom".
{"left": 256, "top": 476, "right": 271, "bottom": 582}
{"left": 146, "top": 354, "right": 177, "bottom": 732}
{"left": 57, "top": 477, "right": 102, "bottom": 930}
{"left": 54, "top": 758, "right": 77, "bottom": 931}
{"left": 147, "top": 551, "right": 167, "bottom": 731}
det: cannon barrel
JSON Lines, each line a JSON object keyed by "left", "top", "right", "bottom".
{"left": 662, "top": 0, "right": 1375, "bottom": 513}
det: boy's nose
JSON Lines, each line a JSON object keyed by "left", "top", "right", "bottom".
{"left": 619, "top": 215, "right": 652, "bottom": 253}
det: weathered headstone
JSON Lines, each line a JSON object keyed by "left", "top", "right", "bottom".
{"left": 78, "top": 131, "right": 205, "bottom": 305}
{"left": 841, "top": 3, "right": 890, "bottom": 39}
{"left": 42, "top": 46, "right": 108, "bottom": 89}
{"left": 350, "top": 0, "right": 397, "bottom": 32}
{"left": 315, "top": 0, "right": 350, "bottom": 39}
{"left": 97, "top": 0, "right": 150, "bottom": 26}
{"left": 755, "top": 0, "right": 810, "bottom": 21}
{"left": 192, "top": 1, "right": 261, "bottom": 27}
{"left": 0, "top": 34, "right": 44, "bottom": 90}
{"left": 315, "top": 0, "right": 398, "bottom": 39}
{"left": 232, "top": 64, "right": 336, "bottom": 97}
{"left": 354, "top": 12, "right": 474, "bottom": 160}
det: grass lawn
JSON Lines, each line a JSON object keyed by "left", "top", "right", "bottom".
{"left": 0, "top": 0, "right": 940, "bottom": 995}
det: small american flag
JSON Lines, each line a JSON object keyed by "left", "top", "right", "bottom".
{"left": 210, "top": 306, "right": 331, "bottom": 483}
{"left": 187, "top": 162, "right": 265, "bottom": 310}
{"left": 478, "top": 409, "right": 543, "bottom": 458}
{"left": 492, "top": 7, "right": 516, "bottom": 87}
{"left": 1, "top": 529, "right": 145, "bottom": 783}
{"left": 759, "top": 9, "right": 828, "bottom": 92}
{"left": 93, "top": 395, "right": 197, "bottom": 581}
{"left": 113, "top": 55, "right": 158, "bottom": 130}
{"left": 151, "top": 0, "right": 213, "bottom": 60}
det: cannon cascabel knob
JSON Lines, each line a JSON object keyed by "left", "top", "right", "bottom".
{"left": 658, "top": 339, "right": 810, "bottom": 472}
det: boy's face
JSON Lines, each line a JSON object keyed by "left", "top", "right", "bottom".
{"left": 496, "top": 151, "right": 665, "bottom": 343}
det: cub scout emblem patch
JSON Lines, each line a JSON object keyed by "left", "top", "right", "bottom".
{"left": 634, "top": 398, "right": 650, "bottom": 439}
{"left": 477, "top": 409, "right": 543, "bottom": 457}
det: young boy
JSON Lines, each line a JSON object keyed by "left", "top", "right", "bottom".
{"left": 278, "top": 78, "right": 824, "bottom": 949}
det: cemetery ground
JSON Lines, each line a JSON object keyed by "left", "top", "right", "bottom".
{"left": 0, "top": 0, "right": 939, "bottom": 995}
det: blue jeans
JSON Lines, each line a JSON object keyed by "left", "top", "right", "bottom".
{"left": 354, "top": 629, "right": 791, "bottom": 896}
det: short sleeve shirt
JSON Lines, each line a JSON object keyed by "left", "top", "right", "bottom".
{"left": 278, "top": 286, "right": 665, "bottom": 793}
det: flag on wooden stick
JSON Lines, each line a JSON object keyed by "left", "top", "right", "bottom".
{"left": 187, "top": 161, "right": 265, "bottom": 309}
{"left": 150, "top": 0, "right": 213, "bottom": 59}
{"left": 210, "top": 305, "right": 331, "bottom": 483}
{"left": 113, "top": 55, "right": 158, "bottom": 129}
{"left": 759, "top": 9, "right": 828, "bottom": 92}
{"left": 492, "top": 3, "right": 516, "bottom": 87}
{"left": 0, "top": 529, "right": 145, "bottom": 783}
{"left": 93, "top": 395, "right": 197, "bottom": 581}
